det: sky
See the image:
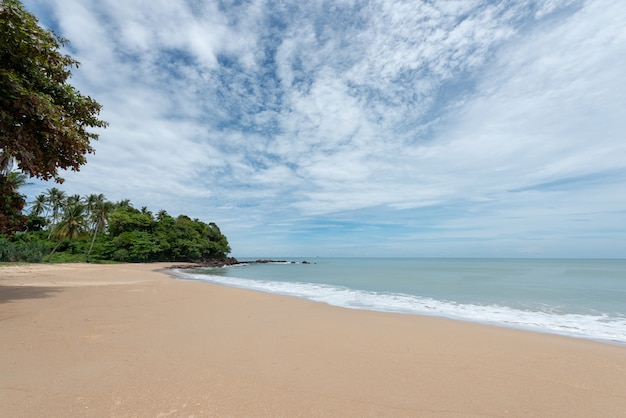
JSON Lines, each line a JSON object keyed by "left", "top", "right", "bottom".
{"left": 19, "top": 0, "right": 626, "bottom": 259}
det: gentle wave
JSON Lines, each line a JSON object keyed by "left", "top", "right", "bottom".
{"left": 177, "top": 270, "right": 626, "bottom": 345}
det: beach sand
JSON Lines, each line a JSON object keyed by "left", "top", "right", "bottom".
{"left": 1, "top": 263, "right": 625, "bottom": 417}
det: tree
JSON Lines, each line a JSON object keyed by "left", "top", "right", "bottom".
{"left": 45, "top": 187, "right": 65, "bottom": 238}
{"left": 65, "top": 194, "right": 83, "bottom": 206}
{"left": 46, "top": 201, "right": 87, "bottom": 261}
{"left": 85, "top": 194, "right": 113, "bottom": 262}
{"left": 156, "top": 209, "right": 169, "bottom": 222}
{"left": 85, "top": 193, "right": 101, "bottom": 219}
{"left": 0, "top": 0, "right": 107, "bottom": 183}
{"left": 107, "top": 205, "right": 154, "bottom": 236}
{"left": 29, "top": 193, "right": 48, "bottom": 217}
{"left": 0, "top": 170, "right": 28, "bottom": 235}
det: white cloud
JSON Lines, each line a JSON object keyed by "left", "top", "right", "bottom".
{"left": 20, "top": 0, "right": 626, "bottom": 257}
{"left": 438, "top": 0, "right": 626, "bottom": 187}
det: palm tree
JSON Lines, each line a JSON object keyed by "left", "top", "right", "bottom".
{"left": 6, "top": 171, "right": 27, "bottom": 188}
{"left": 156, "top": 209, "right": 169, "bottom": 222}
{"left": 46, "top": 187, "right": 66, "bottom": 238}
{"left": 46, "top": 202, "right": 88, "bottom": 262}
{"left": 65, "top": 194, "right": 83, "bottom": 206}
{"left": 86, "top": 196, "right": 113, "bottom": 263}
{"left": 85, "top": 194, "right": 101, "bottom": 219}
{"left": 116, "top": 199, "right": 132, "bottom": 210}
{"left": 141, "top": 206, "right": 153, "bottom": 219}
{"left": 29, "top": 194, "right": 49, "bottom": 217}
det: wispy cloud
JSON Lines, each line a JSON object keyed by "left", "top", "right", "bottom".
{"left": 22, "top": 0, "right": 626, "bottom": 258}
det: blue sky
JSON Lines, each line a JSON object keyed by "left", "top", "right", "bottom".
{"left": 21, "top": 0, "right": 626, "bottom": 258}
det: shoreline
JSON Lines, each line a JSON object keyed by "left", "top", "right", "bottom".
{"left": 2, "top": 262, "right": 626, "bottom": 416}
{"left": 170, "top": 262, "right": 626, "bottom": 347}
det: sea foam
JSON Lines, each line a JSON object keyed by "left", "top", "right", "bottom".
{"left": 178, "top": 270, "right": 626, "bottom": 345}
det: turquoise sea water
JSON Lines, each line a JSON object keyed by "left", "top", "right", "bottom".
{"left": 175, "top": 258, "right": 626, "bottom": 345}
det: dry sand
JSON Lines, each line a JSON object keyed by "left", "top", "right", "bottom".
{"left": 1, "top": 263, "right": 625, "bottom": 417}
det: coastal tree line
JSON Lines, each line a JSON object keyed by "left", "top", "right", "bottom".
{"left": 0, "top": 188, "right": 231, "bottom": 263}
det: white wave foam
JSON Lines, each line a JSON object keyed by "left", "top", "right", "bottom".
{"left": 178, "top": 271, "right": 626, "bottom": 345}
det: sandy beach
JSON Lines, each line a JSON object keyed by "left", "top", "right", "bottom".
{"left": 1, "top": 263, "right": 625, "bottom": 417}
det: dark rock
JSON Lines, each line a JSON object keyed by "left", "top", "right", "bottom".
{"left": 170, "top": 257, "right": 240, "bottom": 269}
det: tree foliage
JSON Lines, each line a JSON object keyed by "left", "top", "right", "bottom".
{"left": 85, "top": 194, "right": 113, "bottom": 262}
{"left": 0, "top": 171, "right": 27, "bottom": 235}
{"left": 0, "top": 0, "right": 107, "bottom": 182}
{"left": 0, "top": 190, "right": 231, "bottom": 263}
{"left": 101, "top": 204, "right": 231, "bottom": 262}
{"left": 46, "top": 200, "right": 88, "bottom": 261}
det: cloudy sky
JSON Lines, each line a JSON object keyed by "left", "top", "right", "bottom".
{"left": 21, "top": 0, "right": 626, "bottom": 258}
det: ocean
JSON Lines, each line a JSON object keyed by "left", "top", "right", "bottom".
{"left": 175, "top": 258, "right": 626, "bottom": 345}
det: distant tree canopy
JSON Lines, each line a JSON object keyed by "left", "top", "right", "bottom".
{"left": 0, "top": 191, "right": 231, "bottom": 263}
{"left": 0, "top": 0, "right": 107, "bottom": 182}
{"left": 102, "top": 204, "right": 231, "bottom": 262}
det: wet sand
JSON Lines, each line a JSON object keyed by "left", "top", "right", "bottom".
{"left": 1, "top": 263, "right": 625, "bottom": 417}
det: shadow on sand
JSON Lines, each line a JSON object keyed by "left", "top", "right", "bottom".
{"left": 0, "top": 285, "right": 62, "bottom": 304}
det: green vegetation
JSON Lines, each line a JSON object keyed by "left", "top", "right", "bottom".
{"left": 0, "top": 170, "right": 28, "bottom": 234}
{"left": 0, "top": 0, "right": 107, "bottom": 183}
{"left": 0, "top": 190, "right": 231, "bottom": 263}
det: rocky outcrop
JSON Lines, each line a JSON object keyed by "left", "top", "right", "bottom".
{"left": 170, "top": 257, "right": 311, "bottom": 269}
{"left": 170, "top": 257, "right": 240, "bottom": 269}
